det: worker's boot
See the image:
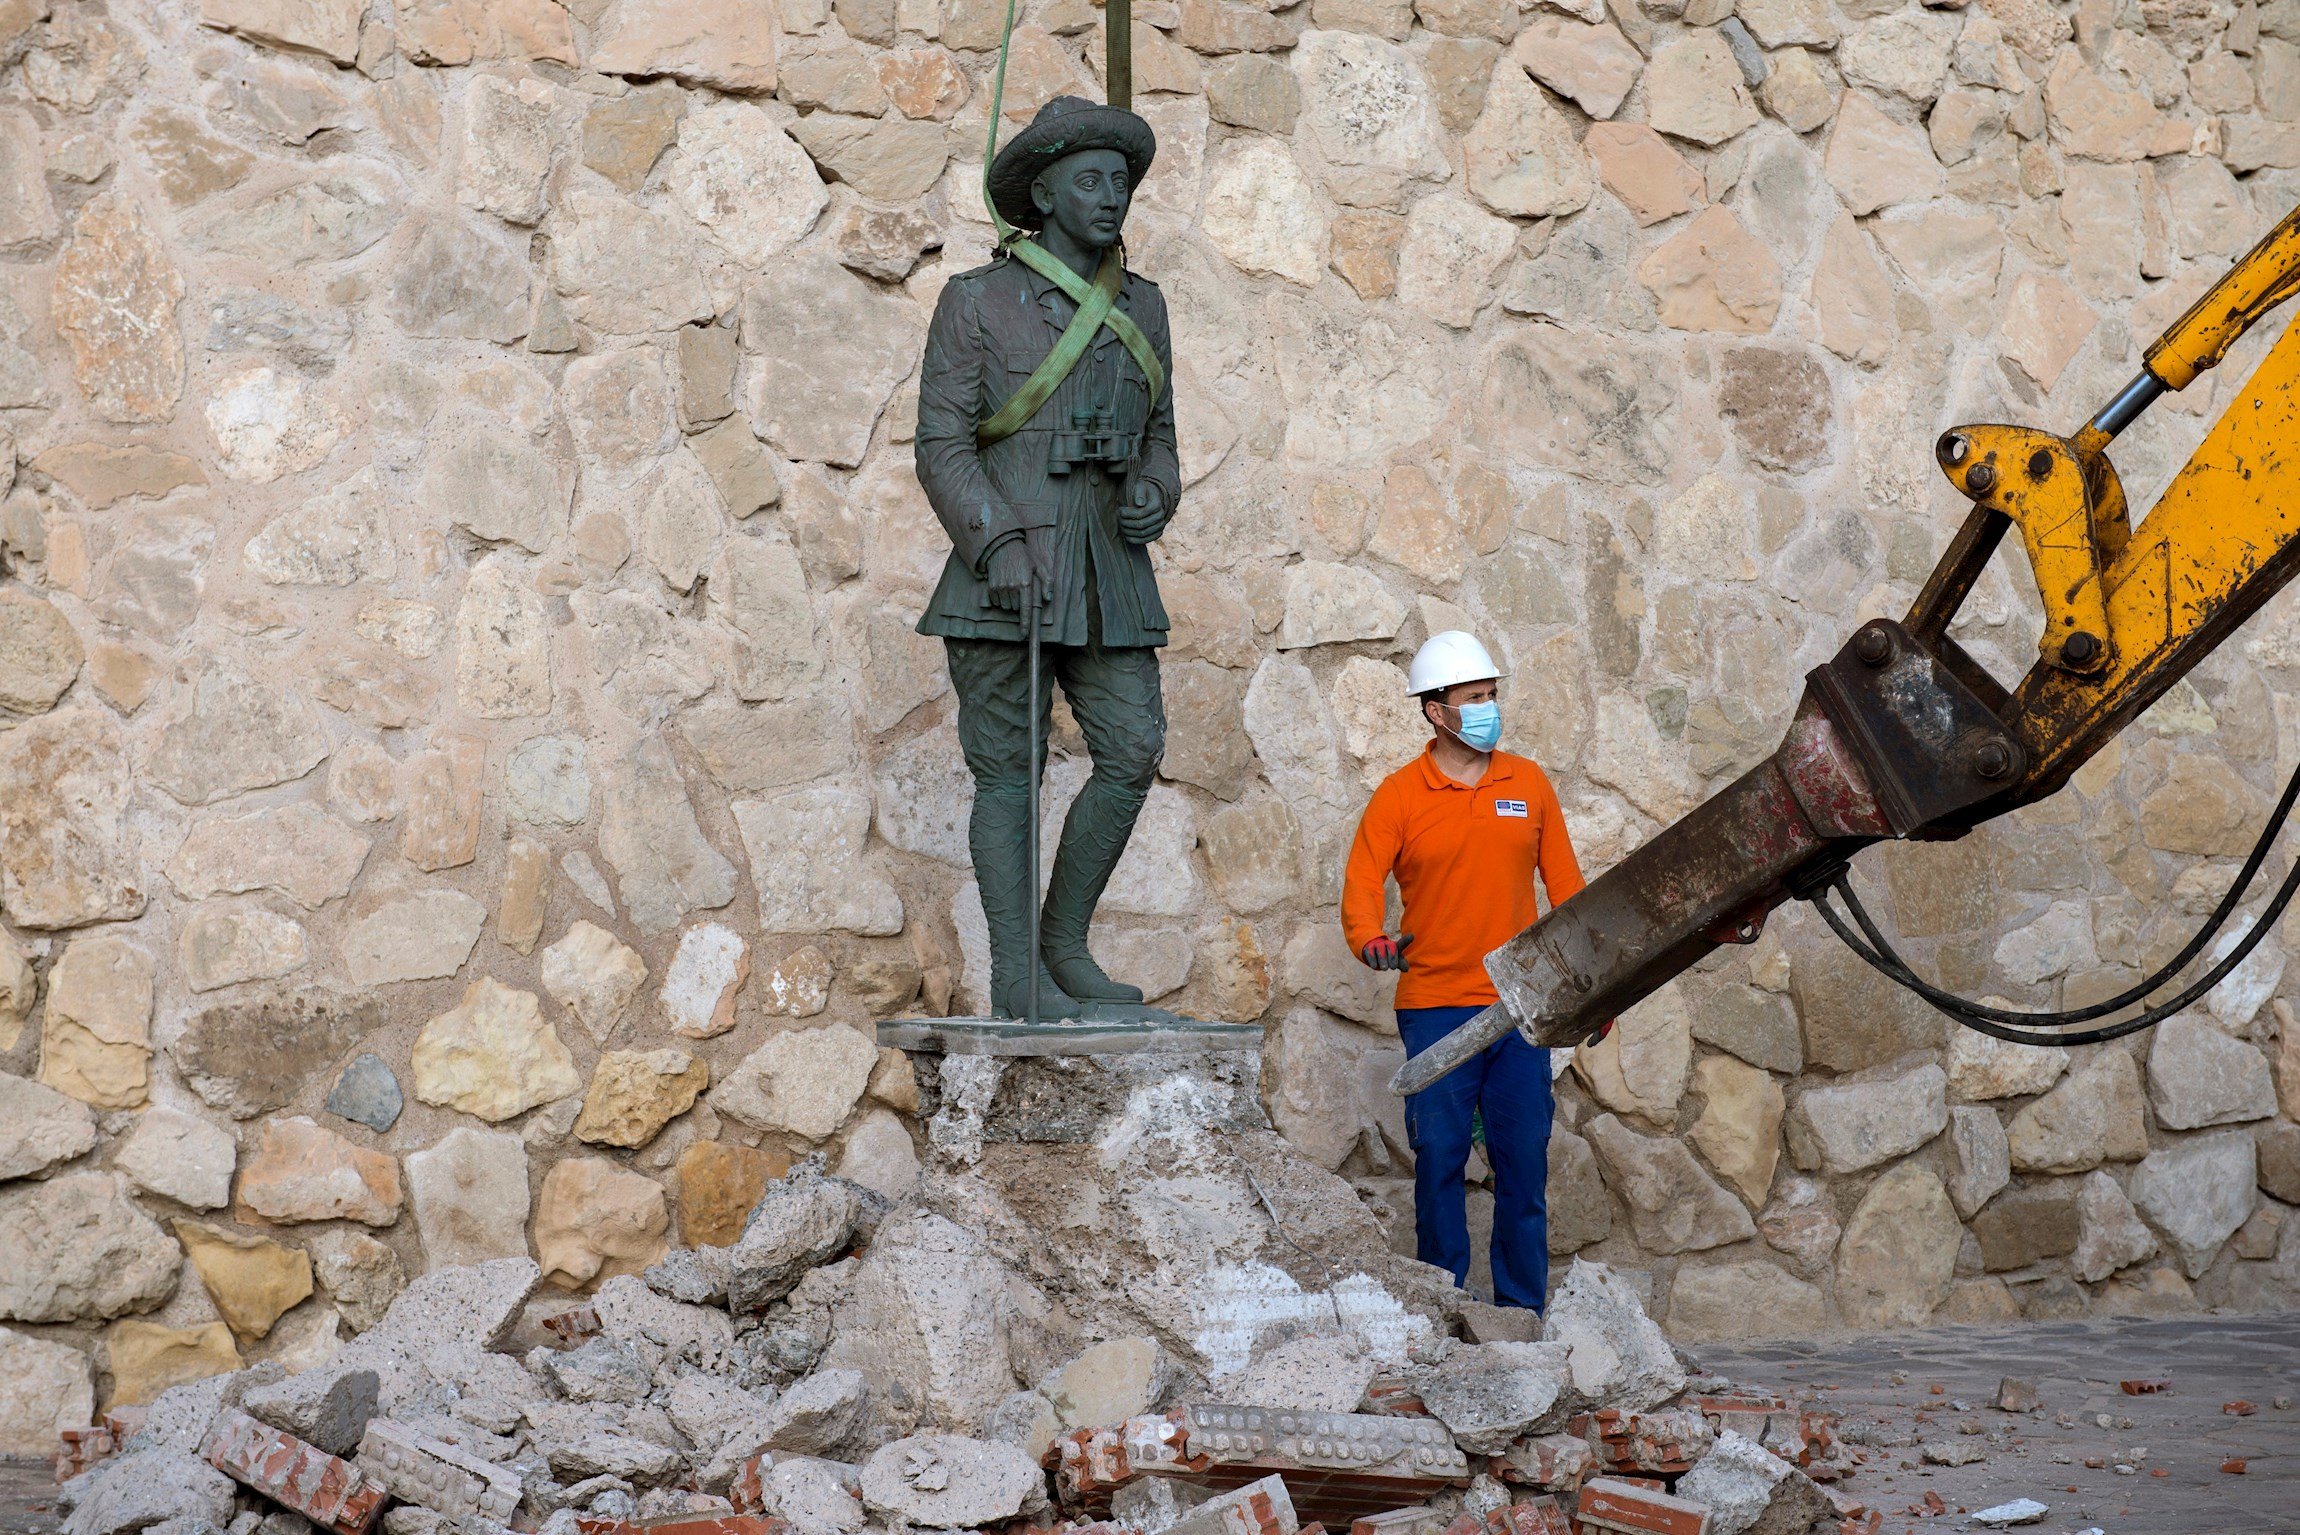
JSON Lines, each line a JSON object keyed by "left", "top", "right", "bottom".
{"left": 1038, "top": 765, "right": 1148, "bottom": 1004}
{"left": 972, "top": 782, "right": 1079, "bottom": 1022}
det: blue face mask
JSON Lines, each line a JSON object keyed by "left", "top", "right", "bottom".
{"left": 1453, "top": 700, "right": 1502, "bottom": 751}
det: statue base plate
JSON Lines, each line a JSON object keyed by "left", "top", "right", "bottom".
{"left": 877, "top": 1010, "right": 1263, "bottom": 1056}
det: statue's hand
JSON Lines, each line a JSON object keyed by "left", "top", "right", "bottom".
{"left": 1118, "top": 478, "right": 1168, "bottom": 544}
{"left": 985, "top": 537, "right": 1037, "bottom": 611}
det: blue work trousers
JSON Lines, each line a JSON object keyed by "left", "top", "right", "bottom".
{"left": 1397, "top": 1004, "right": 1553, "bottom": 1311}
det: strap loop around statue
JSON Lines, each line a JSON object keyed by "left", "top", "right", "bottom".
{"left": 973, "top": 0, "right": 1166, "bottom": 449}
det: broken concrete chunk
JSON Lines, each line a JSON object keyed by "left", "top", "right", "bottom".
{"left": 240, "top": 1365, "right": 380, "bottom": 1459}
{"left": 1045, "top": 1336, "right": 1175, "bottom": 1428}
{"left": 58, "top": 1448, "right": 236, "bottom": 1535}
{"left": 543, "top": 1338, "right": 654, "bottom": 1404}
{"left": 644, "top": 1245, "right": 733, "bottom": 1306}
{"left": 1412, "top": 1341, "right": 1577, "bottom": 1453}
{"left": 759, "top": 1367, "right": 872, "bottom": 1459}
{"left": 1541, "top": 1259, "right": 1688, "bottom": 1413}
{"left": 728, "top": 1165, "right": 863, "bottom": 1311}
{"left": 1211, "top": 1333, "right": 1377, "bottom": 1413}
{"left": 334, "top": 1258, "right": 540, "bottom": 1412}
{"left": 1675, "top": 1428, "right": 1834, "bottom": 1535}
{"left": 857, "top": 1433, "right": 1047, "bottom": 1527}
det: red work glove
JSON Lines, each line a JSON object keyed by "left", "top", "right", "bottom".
{"left": 1361, "top": 933, "right": 1414, "bottom": 972}
{"left": 1582, "top": 1018, "right": 1615, "bottom": 1046}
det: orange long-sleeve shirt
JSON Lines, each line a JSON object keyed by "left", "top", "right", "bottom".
{"left": 1341, "top": 748, "right": 1586, "bottom": 1011}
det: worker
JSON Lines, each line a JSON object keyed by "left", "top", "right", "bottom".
{"left": 1341, "top": 631, "right": 1587, "bottom": 1311}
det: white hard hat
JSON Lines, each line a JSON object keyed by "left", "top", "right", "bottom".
{"left": 1406, "top": 630, "right": 1503, "bottom": 695}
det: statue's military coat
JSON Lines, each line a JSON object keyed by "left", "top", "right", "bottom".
{"left": 913, "top": 251, "right": 1180, "bottom": 647}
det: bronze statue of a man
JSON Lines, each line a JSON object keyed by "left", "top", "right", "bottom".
{"left": 913, "top": 96, "right": 1179, "bottom": 1020}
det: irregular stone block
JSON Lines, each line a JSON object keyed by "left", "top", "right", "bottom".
{"left": 2007, "top": 1048, "right": 2149, "bottom": 1173}
{"left": 326, "top": 1054, "right": 403, "bottom": 1134}
{"left": 1784, "top": 1064, "right": 1949, "bottom": 1175}
{"left": 590, "top": 0, "right": 778, "bottom": 91}
{"left": 405, "top": 1126, "right": 530, "bottom": 1268}
{"left": 0, "top": 1172, "right": 177, "bottom": 1323}
{"left": 664, "top": 923, "right": 750, "bottom": 1039}
{"left": 2128, "top": 1129, "right": 2257, "bottom": 1277}
{"left": 676, "top": 1142, "right": 792, "bottom": 1248}
{"left": 180, "top": 906, "right": 309, "bottom": 993}
{"left": 0, "top": 1327, "right": 92, "bottom": 1458}
{"left": 239, "top": 1117, "right": 402, "bottom": 1227}
{"left": 2147, "top": 1016, "right": 2277, "bottom": 1130}
{"left": 2072, "top": 1169, "right": 2157, "bottom": 1283}
{"left": 173, "top": 987, "right": 381, "bottom": 1120}
{"left": 166, "top": 803, "right": 370, "bottom": 909}
{"left": 103, "top": 1323, "right": 242, "bottom": 1409}
{"left": 714, "top": 1026, "right": 879, "bottom": 1142}
{"left": 174, "top": 1219, "right": 313, "bottom": 1340}
{"left": 574, "top": 1049, "right": 710, "bottom": 1149}
{"left": 599, "top": 735, "right": 739, "bottom": 934}
{"left": 198, "top": 0, "right": 364, "bottom": 62}
{"left": 0, "top": 587, "right": 83, "bottom": 714}
{"left": 0, "top": 709, "right": 145, "bottom": 930}
{"left": 534, "top": 1158, "right": 670, "bottom": 1288}
{"left": 412, "top": 977, "right": 579, "bottom": 1123}
{"left": 1834, "top": 1164, "right": 1961, "bottom": 1328}
{"left": 51, "top": 194, "right": 185, "bottom": 424}
{"left": 1583, "top": 1114, "right": 1754, "bottom": 1254}
{"left": 0, "top": 1072, "right": 98, "bottom": 1181}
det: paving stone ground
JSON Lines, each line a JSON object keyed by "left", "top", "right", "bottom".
{"left": 0, "top": 1460, "right": 53, "bottom": 1535}
{"left": 1, "top": 1316, "right": 2290, "bottom": 1535}
{"left": 1695, "top": 1313, "right": 2300, "bottom": 1534}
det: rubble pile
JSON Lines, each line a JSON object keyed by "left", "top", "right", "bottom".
{"left": 45, "top": 1051, "right": 1874, "bottom": 1535}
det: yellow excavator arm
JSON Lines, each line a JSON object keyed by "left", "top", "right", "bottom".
{"left": 1396, "top": 201, "right": 2300, "bottom": 1095}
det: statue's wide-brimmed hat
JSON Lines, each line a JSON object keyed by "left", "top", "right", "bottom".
{"left": 987, "top": 95, "right": 1157, "bottom": 230}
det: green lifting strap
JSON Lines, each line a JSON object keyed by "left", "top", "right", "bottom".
{"left": 973, "top": 0, "right": 1166, "bottom": 449}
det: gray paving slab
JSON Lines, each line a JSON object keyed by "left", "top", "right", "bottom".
{"left": 0, "top": 1460, "right": 55, "bottom": 1535}
{"left": 1693, "top": 1313, "right": 2300, "bottom": 1534}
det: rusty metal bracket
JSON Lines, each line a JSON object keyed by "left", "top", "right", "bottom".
{"left": 1807, "top": 618, "right": 2026, "bottom": 836}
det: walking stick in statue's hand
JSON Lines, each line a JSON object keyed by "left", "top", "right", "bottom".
{"left": 1026, "top": 570, "right": 1042, "bottom": 1027}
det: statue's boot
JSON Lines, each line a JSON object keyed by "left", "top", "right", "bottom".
{"left": 1039, "top": 766, "right": 1149, "bottom": 1004}
{"left": 974, "top": 781, "right": 1080, "bottom": 1021}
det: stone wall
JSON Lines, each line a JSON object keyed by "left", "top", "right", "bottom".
{"left": 3, "top": 0, "right": 2300, "bottom": 1456}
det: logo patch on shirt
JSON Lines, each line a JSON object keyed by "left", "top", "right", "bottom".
{"left": 1495, "top": 799, "right": 1528, "bottom": 818}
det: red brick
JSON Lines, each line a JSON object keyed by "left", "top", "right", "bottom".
{"left": 731, "top": 1452, "right": 769, "bottom": 1516}
{"left": 1361, "top": 1383, "right": 1431, "bottom": 1418}
{"left": 202, "top": 1409, "right": 386, "bottom": 1535}
{"left": 54, "top": 1427, "right": 113, "bottom": 1484}
{"left": 1183, "top": 1476, "right": 1298, "bottom": 1535}
{"left": 576, "top": 1516, "right": 785, "bottom": 1535}
{"left": 102, "top": 1406, "right": 147, "bottom": 1441}
{"left": 1488, "top": 1499, "right": 1572, "bottom": 1535}
{"left": 543, "top": 1303, "right": 603, "bottom": 1346}
{"left": 1493, "top": 1434, "right": 1594, "bottom": 1493}
{"left": 1569, "top": 1477, "right": 1710, "bottom": 1535}
{"left": 1056, "top": 1412, "right": 1204, "bottom": 1500}
{"left": 2118, "top": 1378, "right": 2169, "bottom": 1395}
{"left": 1350, "top": 1507, "right": 1445, "bottom": 1535}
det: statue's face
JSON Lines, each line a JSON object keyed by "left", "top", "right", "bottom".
{"left": 1031, "top": 148, "right": 1131, "bottom": 249}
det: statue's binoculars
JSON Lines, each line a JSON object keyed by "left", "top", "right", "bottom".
{"left": 1048, "top": 405, "right": 1131, "bottom": 475}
